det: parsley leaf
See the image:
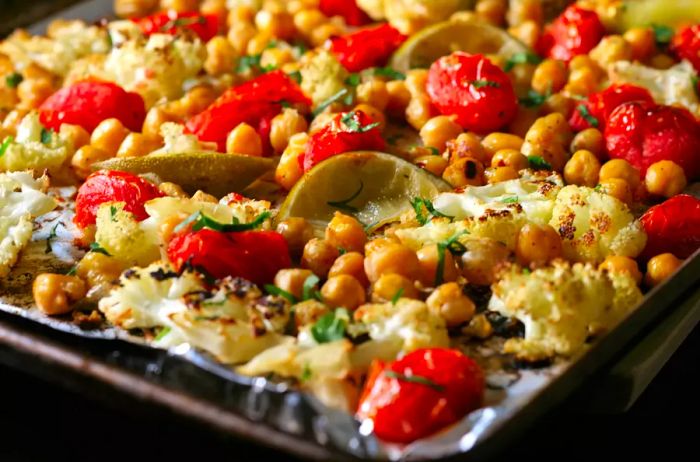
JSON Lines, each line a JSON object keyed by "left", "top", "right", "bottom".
{"left": 410, "top": 197, "right": 453, "bottom": 225}
{"left": 175, "top": 211, "right": 270, "bottom": 233}
{"left": 45, "top": 222, "right": 61, "bottom": 254}
{"left": 264, "top": 284, "right": 298, "bottom": 304}
{"left": 109, "top": 205, "right": 118, "bottom": 222}
{"left": 327, "top": 181, "right": 363, "bottom": 213}
{"left": 89, "top": 242, "right": 111, "bottom": 256}
{"left": 651, "top": 24, "right": 674, "bottom": 47}
{"left": 313, "top": 88, "right": 351, "bottom": 116}
{"left": 372, "top": 66, "right": 405, "bottom": 80}
{"left": 5, "top": 72, "right": 23, "bottom": 88}
{"left": 472, "top": 79, "right": 500, "bottom": 88}
{"left": 503, "top": 51, "right": 542, "bottom": 72}
{"left": 40, "top": 128, "right": 53, "bottom": 145}
{"left": 311, "top": 309, "right": 347, "bottom": 343}
{"left": 0, "top": 136, "right": 13, "bottom": 158}
{"left": 391, "top": 288, "right": 404, "bottom": 305}
{"left": 345, "top": 73, "right": 361, "bottom": 86}
{"left": 237, "top": 54, "right": 262, "bottom": 73}
{"left": 154, "top": 326, "right": 171, "bottom": 341}
{"left": 519, "top": 89, "right": 549, "bottom": 108}
{"left": 527, "top": 155, "right": 552, "bottom": 170}
{"left": 501, "top": 196, "right": 519, "bottom": 204}
{"left": 384, "top": 370, "right": 445, "bottom": 391}
{"left": 435, "top": 231, "right": 469, "bottom": 286}
{"left": 340, "top": 111, "right": 379, "bottom": 133}
{"left": 288, "top": 70, "right": 302, "bottom": 84}
{"left": 302, "top": 274, "right": 322, "bottom": 302}
{"left": 300, "top": 363, "right": 312, "bottom": 381}
{"left": 576, "top": 104, "right": 599, "bottom": 128}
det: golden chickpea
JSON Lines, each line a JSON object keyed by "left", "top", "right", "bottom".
{"left": 531, "top": 59, "right": 568, "bottom": 95}
{"left": 506, "top": 0, "right": 543, "bottom": 26}
{"left": 516, "top": 223, "right": 562, "bottom": 267}
{"left": 482, "top": 133, "right": 524, "bottom": 160}
{"left": 590, "top": 35, "right": 633, "bottom": 68}
{"left": 371, "top": 273, "right": 419, "bottom": 302}
{"left": 227, "top": 5, "right": 254, "bottom": 25}
{"left": 364, "top": 241, "right": 421, "bottom": 284}
{"left": 541, "top": 93, "right": 575, "bottom": 119}
{"left": 405, "top": 69, "right": 429, "bottom": 95}
{"left": 598, "top": 178, "right": 633, "bottom": 205}
{"left": 564, "top": 149, "right": 601, "bottom": 187}
{"left": 276, "top": 217, "right": 315, "bottom": 258}
{"left": 1, "top": 109, "right": 27, "bottom": 135}
{"left": 273, "top": 268, "right": 314, "bottom": 300}
{"left": 565, "top": 67, "right": 600, "bottom": 96}
{"left": 227, "top": 22, "right": 257, "bottom": 55}
{"left": 623, "top": 27, "right": 656, "bottom": 61}
{"left": 201, "top": 0, "right": 226, "bottom": 17}
{"left": 276, "top": 132, "right": 307, "bottom": 190}
{"left": 644, "top": 160, "right": 687, "bottom": 198}
{"left": 426, "top": 282, "right": 476, "bottom": 327}
{"left": 59, "top": 124, "right": 90, "bottom": 150}
{"left": 76, "top": 252, "right": 125, "bottom": 288}
{"left": 508, "top": 20, "right": 539, "bottom": 49}
{"left": 599, "top": 256, "right": 642, "bottom": 284}
{"left": 521, "top": 112, "right": 573, "bottom": 172}
{"left": 443, "top": 157, "right": 485, "bottom": 188}
{"left": 17, "top": 78, "right": 55, "bottom": 109}
{"left": 650, "top": 53, "right": 676, "bottom": 70}
{"left": 414, "top": 155, "right": 448, "bottom": 177}
{"left": 270, "top": 108, "right": 308, "bottom": 154}
{"left": 321, "top": 275, "right": 366, "bottom": 310}
{"left": 302, "top": 238, "right": 340, "bottom": 278}
{"left": 71, "top": 146, "right": 111, "bottom": 179}
{"left": 325, "top": 212, "right": 367, "bottom": 254}
{"left": 491, "top": 148, "right": 528, "bottom": 170}
{"left": 405, "top": 95, "right": 433, "bottom": 130}
{"left": 226, "top": 122, "right": 263, "bottom": 156}
{"left": 385, "top": 80, "right": 411, "bottom": 118}
{"left": 599, "top": 159, "right": 641, "bottom": 190}
{"left": 114, "top": 0, "right": 158, "bottom": 18}
{"left": 142, "top": 106, "right": 178, "bottom": 140}
{"left": 91, "top": 118, "right": 130, "bottom": 156}
{"left": 158, "top": 181, "right": 188, "bottom": 198}
{"left": 116, "top": 133, "right": 159, "bottom": 158}
{"left": 569, "top": 55, "right": 604, "bottom": 75}
{"left": 260, "top": 47, "right": 295, "bottom": 69}
{"left": 328, "top": 252, "right": 369, "bottom": 287}
{"left": 419, "top": 116, "right": 463, "bottom": 153}
{"left": 356, "top": 79, "right": 389, "bottom": 112}
{"left": 255, "top": 9, "right": 295, "bottom": 39}
{"left": 460, "top": 238, "right": 511, "bottom": 285}
{"left": 205, "top": 37, "right": 238, "bottom": 76}
{"left": 571, "top": 128, "right": 604, "bottom": 158}
{"left": 293, "top": 9, "right": 326, "bottom": 37}
{"left": 191, "top": 190, "right": 217, "bottom": 203}
{"left": 485, "top": 165, "right": 519, "bottom": 183}
{"left": 416, "top": 244, "right": 459, "bottom": 287}
{"left": 246, "top": 32, "right": 273, "bottom": 56}
{"left": 294, "top": 299, "right": 330, "bottom": 327}
{"left": 309, "top": 22, "right": 344, "bottom": 47}
{"left": 159, "top": 0, "right": 198, "bottom": 12}
{"left": 33, "top": 273, "right": 86, "bottom": 316}
{"left": 475, "top": 0, "right": 507, "bottom": 25}
{"left": 353, "top": 103, "right": 386, "bottom": 131}
{"left": 645, "top": 253, "right": 683, "bottom": 287}
{"left": 446, "top": 132, "right": 488, "bottom": 164}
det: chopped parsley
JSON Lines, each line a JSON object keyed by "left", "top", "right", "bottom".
{"left": 264, "top": 284, "right": 298, "bottom": 304}
{"left": 372, "top": 66, "right": 405, "bottom": 80}
{"left": 519, "top": 89, "right": 549, "bottom": 108}
{"left": 472, "top": 79, "right": 500, "bottom": 88}
{"left": 161, "top": 15, "right": 206, "bottom": 32}
{"left": 410, "top": 197, "right": 452, "bottom": 225}
{"left": 503, "top": 51, "right": 542, "bottom": 72}
{"left": 427, "top": 146, "right": 440, "bottom": 156}
{"left": 327, "top": 181, "right": 363, "bottom": 213}
{"left": 174, "top": 211, "right": 270, "bottom": 233}
{"left": 310, "top": 309, "right": 348, "bottom": 343}
{"left": 5, "top": 72, "right": 23, "bottom": 88}
{"left": 391, "top": 287, "right": 404, "bottom": 305}
{"left": 109, "top": 205, "right": 118, "bottom": 222}
{"left": 384, "top": 370, "right": 445, "bottom": 392}
{"left": 594, "top": 183, "right": 603, "bottom": 192}
{"left": 154, "top": 326, "right": 172, "bottom": 341}
{"left": 66, "top": 266, "right": 77, "bottom": 276}
{"left": 40, "top": 128, "right": 53, "bottom": 145}
{"left": 501, "top": 196, "right": 519, "bottom": 204}
{"left": 89, "top": 242, "right": 111, "bottom": 255}
{"left": 0, "top": 136, "right": 13, "bottom": 157}
{"left": 435, "top": 231, "right": 469, "bottom": 286}
{"left": 236, "top": 54, "right": 262, "bottom": 73}
{"left": 313, "top": 88, "right": 351, "bottom": 116}
{"left": 651, "top": 24, "right": 674, "bottom": 47}
{"left": 576, "top": 104, "right": 599, "bottom": 128}
{"left": 288, "top": 70, "right": 302, "bottom": 84}
{"left": 300, "top": 363, "right": 312, "bottom": 381}
{"left": 45, "top": 222, "right": 61, "bottom": 254}
{"left": 527, "top": 155, "right": 552, "bottom": 171}
{"left": 302, "top": 274, "right": 322, "bottom": 302}
{"left": 692, "top": 75, "right": 699, "bottom": 98}
{"left": 344, "top": 73, "right": 361, "bottom": 86}
{"left": 340, "top": 111, "right": 380, "bottom": 133}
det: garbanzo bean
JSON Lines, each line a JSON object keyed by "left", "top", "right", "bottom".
{"left": 599, "top": 159, "right": 641, "bottom": 189}
{"left": 354, "top": 103, "right": 386, "bottom": 131}
{"left": 270, "top": 108, "right": 308, "bottom": 153}
{"left": 293, "top": 9, "right": 326, "bottom": 37}
{"left": 491, "top": 148, "right": 528, "bottom": 170}
{"left": 521, "top": 112, "right": 573, "bottom": 172}
{"left": 371, "top": 273, "right": 419, "bottom": 302}
{"left": 413, "top": 155, "right": 448, "bottom": 177}
{"left": 506, "top": 0, "right": 543, "bottom": 26}
{"left": 356, "top": 79, "right": 390, "bottom": 112}
{"left": 309, "top": 22, "right": 344, "bottom": 47}
{"left": 260, "top": 47, "right": 295, "bottom": 69}
{"left": 485, "top": 165, "right": 519, "bottom": 183}
{"left": 227, "top": 4, "right": 254, "bottom": 25}
{"left": 508, "top": 20, "right": 539, "bottom": 48}
{"left": 644, "top": 160, "right": 687, "bottom": 198}
{"left": 482, "top": 133, "right": 524, "bottom": 159}
{"left": 623, "top": 27, "right": 656, "bottom": 61}
{"left": 91, "top": 118, "right": 130, "bottom": 156}
{"left": 33, "top": 273, "right": 86, "bottom": 316}
{"left": 416, "top": 244, "right": 459, "bottom": 287}
{"left": 426, "top": 282, "right": 476, "bottom": 327}
{"left": 191, "top": 190, "right": 217, "bottom": 203}
{"left": 571, "top": 127, "right": 604, "bottom": 158}
{"left": 204, "top": 37, "right": 238, "bottom": 76}
{"left": 531, "top": 59, "right": 568, "bottom": 95}
{"left": 17, "top": 77, "right": 55, "bottom": 109}
{"left": 76, "top": 252, "right": 125, "bottom": 288}
{"left": 274, "top": 268, "right": 314, "bottom": 299}
{"left": 475, "top": 0, "right": 507, "bottom": 25}
{"left": 325, "top": 212, "right": 367, "bottom": 254}
{"left": 276, "top": 217, "right": 315, "bottom": 258}
{"left": 590, "top": 35, "right": 633, "bottom": 68}
{"left": 321, "top": 275, "right": 366, "bottom": 310}
{"left": 142, "top": 106, "right": 178, "bottom": 140}
{"left": 405, "top": 95, "right": 433, "bottom": 131}
{"left": 364, "top": 241, "right": 421, "bottom": 284}
{"left": 542, "top": 93, "right": 575, "bottom": 119}
{"left": 515, "top": 223, "right": 562, "bottom": 267}
{"left": 116, "top": 133, "right": 159, "bottom": 158}
{"left": 598, "top": 178, "right": 633, "bottom": 205}
{"left": 275, "top": 132, "right": 307, "bottom": 190}
{"left": 294, "top": 299, "right": 330, "bottom": 327}
{"left": 59, "top": 124, "right": 90, "bottom": 151}
{"left": 565, "top": 67, "right": 600, "bottom": 96}
{"left": 460, "top": 238, "right": 511, "bottom": 285}
{"left": 114, "top": 0, "right": 158, "bottom": 18}
{"left": 71, "top": 146, "right": 111, "bottom": 179}
{"left": 226, "top": 122, "right": 263, "bottom": 156}
{"left": 564, "top": 149, "right": 601, "bottom": 187}
{"left": 328, "top": 252, "right": 369, "bottom": 287}
{"left": 405, "top": 69, "right": 429, "bottom": 95}
{"left": 447, "top": 132, "right": 489, "bottom": 164}
{"left": 599, "top": 256, "right": 642, "bottom": 284}
{"left": 158, "top": 181, "right": 188, "bottom": 198}
{"left": 255, "top": 9, "right": 296, "bottom": 40}
{"left": 228, "top": 22, "right": 257, "bottom": 55}
{"left": 385, "top": 80, "right": 411, "bottom": 118}
{"left": 159, "top": 0, "right": 198, "bottom": 12}
{"left": 443, "top": 157, "right": 485, "bottom": 187}
{"left": 302, "top": 238, "right": 340, "bottom": 278}
{"left": 645, "top": 253, "right": 683, "bottom": 287}
{"left": 419, "top": 115, "right": 463, "bottom": 153}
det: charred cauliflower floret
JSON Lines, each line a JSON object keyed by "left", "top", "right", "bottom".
{"left": 488, "top": 261, "right": 643, "bottom": 360}
{"left": 94, "top": 202, "right": 160, "bottom": 266}
{"left": 300, "top": 50, "right": 350, "bottom": 109}
{"left": 549, "top": 185, "right": 646, "bottom": 264}
{"left": 0, "top": 113, "right": 74, "bottom": 172}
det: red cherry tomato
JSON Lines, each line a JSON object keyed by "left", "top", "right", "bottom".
{"left": 536, "top": 5, "right": 605, "bottom": 62}
{"left": 39, "top": 81, "right": 146, "bottom": 133}
{"left": 670, "top": 24, "right": 700, "bottom": 72}
{"left": 167, "top": 229, "right": 291, "bottom": 286}
{"left": 74, "top": 170, "right": 164, "bottom": 229}
{"left": 605, "top": 102, "right": 700, "bottom": 179}
{"left": 186, "top": 70, "right": 310, "bottom": 153}
{"left": 569, "top": 83, "right": 654, "bottom": 132}
{"left": 426, "top": 52, "right": 517, "bottom": 133}
{"left": 300, "top": 110, "right": 385, "bottom": 172}
{"left": 356, "top": 348, "right": 484, "bottom": 444}
{"left": 640, "top": 194, "right": 700, "bottom": 260}
{"left": 329, "top": 23, "right": 407, "bottom": 72}
{"left": 134, "top": 10, "right": 219, "bottom": 42}
{"left": 319, "top": 0, "right": 371, "bottom": 26}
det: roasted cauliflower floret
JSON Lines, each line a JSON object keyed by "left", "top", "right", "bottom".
{"left": 300, "top": 50, "right": 350, "bottom": 109}
{"left": 357, "top": 0, "right": 471, "bottom": 33}
{"left": 549, "top": 185, "right": 646, "bottom": 264}
{"left": 151, "top": 122, "right": 208, "bottom": 154}
{"left": 488, "top": 261, "right": 643, "bottom": 360}
{"left": 0, "top": 113, "right": 74, "bottom": 172}
{"left": 94, "top": 202, "right": 160, "bottom": 266}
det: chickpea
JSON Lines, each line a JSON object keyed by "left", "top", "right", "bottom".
{"left": 276, "top": 132, "right": 307, "bottom": 190}
{"left": 158, "top": 181, "right": 188, "bottom": 198}
{"left": 295, "top": 299, "right": 330, "bottom": 327}
{"left": 71, "top": 146, "right": 111, "bottom": 179}
{"left": 17, "top": 78, "right": 55, "bottom": 109}
{"left": 321, "top": 275, "right": 366, "bottom": 310}
{"left": 201, "top": 0, "right": 226, "bottom": 17}
{"left": 228, "top": 22, "right": 257, "bottom": 55}
{"left": 356, "top": 79, "right": 389, "bottom": 112}
{"left": 650, "top": 53, "right": 676, "bottom": 70}
{"left": 91, "top": 118, "right": 130, "bottom": 156}
{"left": 191, "top": 190, "right": 217, "bottom": 203}
{"left": 599, "top": 159, "right": 641, "bottom": 190}
{"left": 256, "top": 10, "right": 295, "bottom": 40}
{"left": 227, "top": 4, "right": 254, "bottom": 25}
{"left": 565, "top": 67, "right": 600, "bottom": 96}
{"left": 276, "top": 217, "right": 315, "bottom": 258}
{"left": 516, "top": 223, "right": 562, "bottom": 267}
{"left": 204, "top": 37, "right": 237, "bottom": 76}
{"left": 293, "top": 9, "right": 326, "bottom": 37}
{"left": 491, "top": 148, "right": 528, "bottom": 170}
{"left": 59, "top": 124, "right": 90, "bottom": 150}
{"left": 325, "top": 212, "right": 367, "bottom": 254}
{"left": 385, "top": 80, "right": 411, "bottom": 118}
{"left": 364, "top": 241, "right": 421, "bottom": 284}
{"left": 508, "top": 20, "right": 539, "bottom": 49}
{"left": 598, "top": 178, "right": 633, "bottom": 205}
{"left": 645, "top": 253, "right": 683, "bottom": 287}
{"left": 599, "top": 256, "right": 642, "bottom": 284}
{"left": 33, "top": 273, "right": 86, "bottom": 316}
{"left": 371, "top": 273, "right": 419, "bottom": 302}
{"left": 302, "top": 238, "right": 340, "bottom": 278}
{"left": 485, "top": 166, "right": 519, "bottom": 183}
{"left": 419, "top": 116, "right": 463, "bottom": 153}
{"left": 328, "top": 252, "right": 369, "bottom": 287}
{"left": 273, "top": 268, "right": 314, "bottom": 300}
{"left": 507, "top": 106, "right": 540, "bottom": 138}
{"left": 116, "top": 133, "right": 159, "bottom": 158}
{"left": 405, "top": 69, "right": 429, "bottom": 96}
{"left": 623, "top": 27, "right": 656, "bottom": 61}
{"left": 76, "top": 252, "right": 125, "bottom": 288}
{"left": 142, "top": 106, "right": 178, "bottom": 140}
{"left": 246, "top": 32, "right": 274, "bottom": 56}
{"left": 310, "top": 22, "right": 344, "bottom": 47}
{"left": 114, "top": 0, "right": 158, "bottom": 18}
{"left": 542, "top": 93, "right": 575, "bottom": 119}
{"left": 406, "top": 95, "right": 434, "bottom": 131}
{"left": 159, "top": 0, "right": 198, "bottom": 12}
{"left": 416, "top": 244, "right": 459, "bottom": 287}
{"left": 443, "top": 157, "right": 485, "bottom": 188}
{"left": 426, "top": 282, "right": 476, "bottom": 327}
{"left": 531, "top": 59, "right": 567, "bottom": 95}
{"left": 521, "top": 112, "right": 573, "bottom": 172}
{"left": 482, "top": 133, "right": 524, "bottom": 160}
{"left": 475, "top": 0, "right": 507, "bottom": 25}
{"left": 564, "top": 149, "right": 601, "bottom": 187}
{"left": 446, "top": 132, "right": 488, "bottom": 164}
{"left": 506, "top": 0, "right": 543, "bottom": 26}
{"left": 226, "top": 123, "right": 263, "bottom": 156}
{"left": 269, "top": 108, "right": 308, "bottom": 154}
{"left": 590, "top": 35, "right": 633, "bottom": 68}
{"left": 260, "top": 47, "right": 295, "bottom": 69}
{"left": 644, "top": 160, "right": 687, "bottom": 198}
{"left": 460, "top": 238, "right": 511, "bottom": 285}
{"left": 414, "top": 155, "right": 448, "bottom": 177}
{"left": 571, "top": 128, "right": 604, "bottom": 158}
{"left": 354, "top": 103, "right": 386, "bottom": 131}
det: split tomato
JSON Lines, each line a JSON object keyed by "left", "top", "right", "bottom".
{"left": 536, "top": 5, "right": 605, "bottom": 62}
{"left": 640, "top": 194, "right": 700, "bottom": 259}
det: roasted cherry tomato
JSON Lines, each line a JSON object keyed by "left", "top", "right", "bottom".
{"left": 670, "top": 24, "right": 700, "bottom": 72}
{"left": 569, "top": 83, "right": 654, "bottom": 132}
{"left": 426, "top": 52, "right": 517, "bottom": 133}
{"left": 605, "top": 102, "right": 700, "bottom": 179}
{"left": 319, "top": 0, "right": 371, "bottom": 26}
{"left": 134, "top": 10, "right": 219, "bottom": 41}
{"left": 74, "top": 170, "right": 164, "bottom": 228}
{"left": 39, "top": 81, "right": 146, "bottom": 133}
{"left": 167, "top": 229, "right": 291, "bottom": 285}
{"left": 536, "top": 5, "right": 605, "bottom": 62}
{"left": 329, "top": 23, "right": 407, "bottom": 72}
{"left": 301, "top": 110, "right": 385, "bottom": 172}
{"left": 186, "top": 71, "right": 310, "bottom": 153}
{"left": 356, "top": 348, "right": 484, "bottom": 444}
{"left": 640, "top": 194, "right": 700, "bottom": 259}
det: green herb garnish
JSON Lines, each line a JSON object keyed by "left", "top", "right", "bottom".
{"left": 410, "top": 197, "right": 453, "bottom": 225}
{"left": 372, "top": 66, "right": 405, "bottom": 80}
{"left": 576, "top": 104, "right": 599, "bottom": 128}
{"left": 527, "top": 155, "right": 552, "bottom": 170}
{"left": 519, "top": 89, "right": 549, "bottom": 108}
{"left": 109, "top": 205, "right": 118, "bottom": 222}
{"left": 384, "top": 370, "right": 445, "bottom": 391}
{"left": 302, "top": 274, "right": 322, "bottom": 302}
{"left": 89, "top": 242, "right": 110, "bottom": 256}
{"left": 40, "top": 128, "right": 52, "bottom": 145}
{"left": 341, "top": 111, "right": 380, "bottom": 133}
{"left": 300, "top": 363, "right": 312, "bottom": 381}
{"left": 310, "top": 309, "right": 347, "bottom": 343}
{"left": 472, "top": 79, "right": 500, "bottom": 88}
{"left": 501, "top": 196, "right": 519, "bottom": 204}
{"left": 288, "top": 70, "right": 302, "bottom": 84}
{"left": 5, "top": 72, "right": 23, "bottom": 88}
{"left": 345, "top": 73, "right": 361, "bottom": 86}
{"left": 264, "top": 284, "right": 298, "bottom": 304}
{"left": 0, "top": 136, "right": 13, "bottom": 157}
{"left": 45, "top": 222, "right": 61, "bottom": 254}
{"left": 391, "top": 288, "right": 404, "bottom": 305}
{"left": 427, "top": 146, "right": 440, "bottom": 156}
{"left": 237, "top": 54, "right": 262, "bottom": 73}
{"left": 174, "top": 211, "right": 271, "bottom": 233}
{"left": 651, "top": 24, "right": 674, "bottom": 47}
{"left": 161, "top": 15, "right": 206, "bottom": 32}
{"left": 503, "top": 51, "right": 542, "bottom": 72}
{"left": 435, "top": 231, "right": 469, "bottom": 286}
{"left": 327, "top": 181, "right": 363, "bottom": 213}
{"left": 313, "top": 88, "right": 351, "bottom": 116}
{"left": 154, "top": 326, "right": 171, "bottom": 341}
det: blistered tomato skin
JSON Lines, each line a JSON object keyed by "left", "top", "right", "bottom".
{"left": 605, "top": 102, "right": 700, "bottom": 179}
{"left": 356, "top": 348, "right": 484, "bottom": 444}
{"left": 319, "top": 0, "right": 371, "bottom": 26}
{"left": 135, "top": 11, "right": 219, "bottom": 42}
{"left": 569, "top": 84, "right": 654, "bottom": 132}
{"left": 39, "top": 81, "right": 146, "bottom": 133}
{"left": 640, "top": 194, "right": 700, "bottom": 260}
{"left": 536, "top": 5, "right": 605, "bottom": 62}
{"left": 426, "top": 52, "right": 517, "bottom": 133}
{"left": 670, "top": 25, "right": 700, "bottom": 72}
{"left": 330, "top": 23, "right": 407, "bottom": 72}
{"left": 167, "top": 229, "right": 292, "bottom": 286}
{"left": 74, "top": 170, "right": 164, "bottom": 229}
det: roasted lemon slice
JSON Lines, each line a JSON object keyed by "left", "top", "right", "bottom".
{"left": 619, "top": 0, "right": 700, "bottom": 30}
{"left": 276, "top": 151, "right": 451, "bottom": 231}
{"left": 93, "top": 152, "right": 274, "bottom": 197}
{"left": 390, "top": 20, "right": 529, "bottom": 72}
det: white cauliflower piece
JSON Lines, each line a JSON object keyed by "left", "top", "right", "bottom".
{"left": 394, "top": 219, "right": 470, "bottom": 250}
{"left": 151, "top": 122, "right": 206, "bottom": 155}
{"left": 99, "top": 263, "right": 287, "bottom": 363}
{"left": 0, "top": 113, "right": 74, "bottom": 172}
{"left": 357, "top": 0, "right": 471, "bottom": 33}
{"left": 0, "top": 171, "right": 56, "bottom": 277}
{"left": 94, "top": 202, "right": 160, "bottom": 266}
{"left": 300, "top": 50, "right": 350, "bottom": 109}
{"left": 549, "top": 185, "right": 647, "bottom": 264}
{"left": 488, "top": 261, "right": 643, "bottom": 360}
